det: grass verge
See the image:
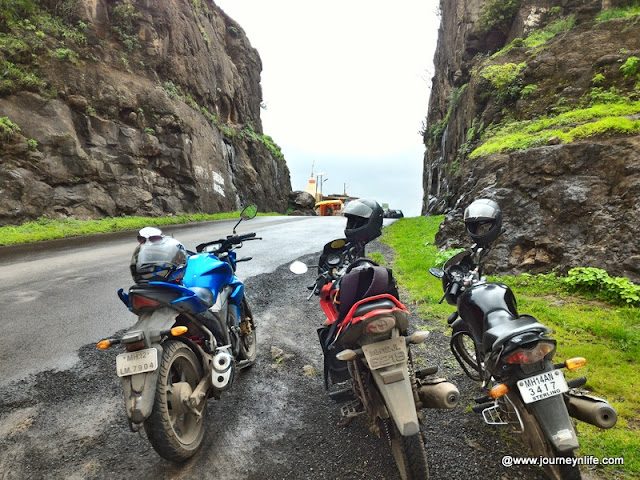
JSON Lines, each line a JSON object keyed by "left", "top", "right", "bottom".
{"left": 380, "top": 216, "right": 639, "bottom": 478}
{"left": 0, "top": 211, "right": 279, "bottom": 246}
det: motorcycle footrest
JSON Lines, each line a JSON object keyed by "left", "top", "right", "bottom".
{"left": 474, "top": 394, "right": 491, "bottom": 404}
{"left": 236, "top": 359, "right": 252, "bottom": 370}
{"left": 340, "top": 400, "right": 365, "bottom": 419}
{"left": 415, "top": 366, "right": 438, "bottom": 378}
{"left": 472, "top": 401, "right": 494, "bottom": 413}
{"left": 567, "top": 376, "right": 587, "bottom": 389}
{"left": 329, "top": 387, "right": 355, "bottom": 403}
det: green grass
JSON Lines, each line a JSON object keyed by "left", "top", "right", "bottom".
{"left": 380, "top": 216, "right": 640, "bottom": 478}
{"left": 470, "top": 101, "right": 640, "bottom": 158}
{"left": 0, "top": 211, "right": 279, "bottom": 246}
{"left": 596, "top": 2, "right": 640, "bottom": 21}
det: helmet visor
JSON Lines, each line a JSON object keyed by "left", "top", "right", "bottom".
{"left": 464, "top": 203, "right": 497, "bottom": 222}
{"left": 470, "top": 221, "right": 494, "bottom": 236}
{"left": 137, "top": 234, "right": 164, "bottom": 244}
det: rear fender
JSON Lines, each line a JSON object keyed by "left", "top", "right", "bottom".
{"left": 527, "top": 394, "right": 579, "bottom": 452}
{"left": 121, "top": 308, "right": 177, "bottom": 424}
{"left": 367, "top": 340, "right": 419, "bottom": 436}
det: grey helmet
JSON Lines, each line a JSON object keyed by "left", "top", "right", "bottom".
{"left": 130, "top": 233, "right": 188, "bottom": 283}
{"left": 463, "top": 199, "right": 503, "bottom": 246}
{"left": 344, "top": 199, "right": 384, "bottom": 244}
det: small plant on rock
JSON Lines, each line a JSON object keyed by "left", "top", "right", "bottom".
{"left": 620, "top": 56, "right": 640, "bottom": 79}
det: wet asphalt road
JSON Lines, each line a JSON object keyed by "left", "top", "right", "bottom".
{"left": 0, "top": 215, "right": 352, "bottom": 386}
{"left": 0, "top": 218, "right": 554, "bottom": 480}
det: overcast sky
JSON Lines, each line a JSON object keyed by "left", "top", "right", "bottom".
{"left": 214, "top": 1, "right": 441, "bottom": 217}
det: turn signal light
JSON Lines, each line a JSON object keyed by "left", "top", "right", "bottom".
{"left": 409, "top": 330, "right": 430, "bottom": 344}
{"left": 489, "top": 383, "right": 509, "bottom": 399}
{"left": 97, "top": 339, "right": 112, "bottom": 350}
{"left": 565, "top": 357, "right": 587, "bottom": 370}
{"left": 336, "top": 349, "right": 358, "bottom": 361}
{"left": 171, "top": 326, "right": 188, "bottom": 336}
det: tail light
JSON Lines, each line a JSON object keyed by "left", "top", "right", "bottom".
{"left": 130, "top": 294, "right": 161, "bottom": 310}
{"left": 364, "top": 315, "right": 396, "bottom": 335}
{"left": 502, "top": 341, "right": 555, "bottom": 365}
{"left": 122, "top": 331, "right": 148, "bottom": 352}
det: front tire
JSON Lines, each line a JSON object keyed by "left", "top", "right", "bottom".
{"left": 389, "top": 421, "right": 430, "bottom": 480}
{"left": 237, "top": 299, "right": 257, "bottom": 364}
{"left": 144, "top": 340, "right": 206, "bottom": 462}
{"left": 507, "top": 393, "right": 581, "bottom": 480}
{"left": 451, "top": 332, "right": 482, "bottom": 381}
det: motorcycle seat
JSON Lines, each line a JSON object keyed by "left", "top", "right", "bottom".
{"left": 352, "top": 298, "right": 398, "bottom": 317}
{"left": 483, "top": 314, "right": 550, "bottom": 353}
{"left": 189, "top": 286, "right": 214, "bottom": 307}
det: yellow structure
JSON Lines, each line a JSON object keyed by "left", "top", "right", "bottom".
{"left": 316, "top": 199, "right": 343, "bottom": 216}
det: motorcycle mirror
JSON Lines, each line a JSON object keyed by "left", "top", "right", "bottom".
{"left": 241, "top": 204, "right": 258, "bottom": 220}
{"left": 289, "top": 261, "right": 309, "bottom": 275}
{"left": 233, "top": 205, "right": 259, "bottom": 233}
{"left": 429, "top": 267, "right": 444, "bottom": 278}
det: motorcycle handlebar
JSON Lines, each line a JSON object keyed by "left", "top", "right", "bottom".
{"left": 449, "top": 281, "right": 460, "bottom": 298}
{"left": 195, "top": 232, "right": 261, "bottom": 253}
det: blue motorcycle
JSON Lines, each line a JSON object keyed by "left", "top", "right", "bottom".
{"left": 98, "top": 205, "right": 260, "bottom": 462}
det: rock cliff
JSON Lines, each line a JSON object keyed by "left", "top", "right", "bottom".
{"left": 0, "top": 0, "right": 291, "bottom": 224}
{"left": 423, "top": 0, "right": 640, "bottom": 282}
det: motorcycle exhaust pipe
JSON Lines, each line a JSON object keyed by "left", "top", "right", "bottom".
{"left": 418, "top": 380, "right": 460, "bottom": 410}
{"left": 211, "top": 350, "right": 234, "bottom": 391}
{"left": 566, "top": 393, "right": 617, "bottom": 429}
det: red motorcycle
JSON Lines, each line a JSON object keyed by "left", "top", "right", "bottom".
{"left": 291, "top": 199, "right": 460, "bottom": 480}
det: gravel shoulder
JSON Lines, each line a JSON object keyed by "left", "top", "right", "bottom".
{"left": 0, "top": 240, "right": 550, "bottom": 480}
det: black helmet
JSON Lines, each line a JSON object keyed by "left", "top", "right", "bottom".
{"left": 130, "top": 231, "right": 188, "bottom": 283}
{"left": 344, "top": 199, "right": 384, "bottom": 244}
{"left": 463, "top": 199, "right": 502, "bottom": 246}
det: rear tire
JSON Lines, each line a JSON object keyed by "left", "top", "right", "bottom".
{"left": 144, "top": 341, "right": 206, "bottom": 462}
{"left": 389, "top": 422, "right": 430, "bottom": 480}
{"left": 507, "top": 393, "right": 581, "bottom": 480}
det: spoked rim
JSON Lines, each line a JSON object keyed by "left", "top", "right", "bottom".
{"left": 452, "top": 332, "right": 482, "bottom": 381}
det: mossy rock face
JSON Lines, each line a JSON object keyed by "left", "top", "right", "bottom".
{"left": 423, "top": 0, "right": 640, "bottom": 283}
{"left": 0, "top": 0, "right": 292, "bottom": 226}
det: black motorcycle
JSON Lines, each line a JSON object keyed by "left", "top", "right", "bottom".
{"left": 429, "top": 199, "right": 617, "bottom": 480}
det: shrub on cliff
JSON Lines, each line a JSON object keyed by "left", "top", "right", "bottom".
{"left": 476, "top": 0, "right": 523, "bottom": 35}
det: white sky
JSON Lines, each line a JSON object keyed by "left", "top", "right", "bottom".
{"left": 214, "top": 1, "right": 441, "bottom": 217}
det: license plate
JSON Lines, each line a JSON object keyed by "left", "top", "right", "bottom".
{"left": 361, "top": 337, "right": 406, "bottom": 370}
{"left": 116, "top": 348, "right": 158, "bottom": 377}
{"left": 517, "top": 370, "right": 569, "bottom": 404}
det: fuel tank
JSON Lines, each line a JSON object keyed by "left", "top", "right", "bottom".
{"left": 457, "top": 282, "right": 518, "bottom": 345}
{"left": 182, "top": 253, "right": 233, "bottom": 301}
